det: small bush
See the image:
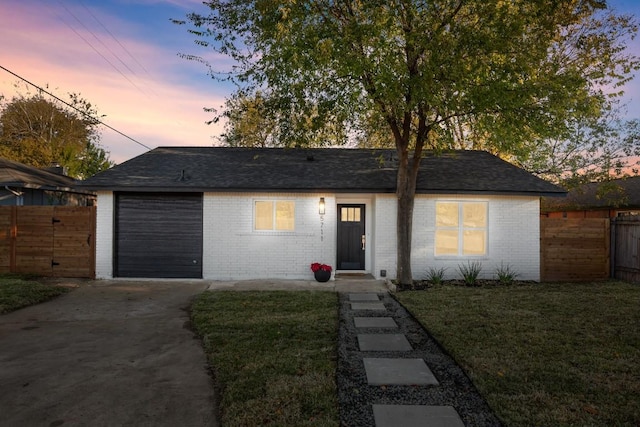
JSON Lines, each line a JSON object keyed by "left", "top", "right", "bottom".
{"left": 495, "top": 262, "right": 519, "bottom": 285}
{"left": 426, "top": 267, "right": 447, "bottom": 285}
{"left": 458, "top": 261, "right": 482, "bottom": 286}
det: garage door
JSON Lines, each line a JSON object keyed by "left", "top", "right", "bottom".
{"left": 115, "top": 193, "right": 203, "bottom": 278}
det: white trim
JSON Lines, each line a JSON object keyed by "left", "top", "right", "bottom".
{"left": 434, "top": 199, "right": 489, "bottom": 258}
{"left": 252, "top": 198, "right": 296, "bottom": 232}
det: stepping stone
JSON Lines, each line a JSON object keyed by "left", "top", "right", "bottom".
{"left": 357, "top": 334, "right": 412, "bottom": 351}
{"left": 350, "top": 302, "right": 386, "bottom": 311}
{"left": 364, "top": 358, "right": 438, "bottom": 385}
{"left": 354, "top": 317, "right": 398, "bottom": 328}
{"left": 372, "top": 405, "right": 464, "bottom": 427}
{"left": 349, "top": 293, "right": 380, "bottom": 301}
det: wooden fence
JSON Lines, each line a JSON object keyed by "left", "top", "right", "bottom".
{"left": 611, "top": 216, "right": 640, "bottom": 283}
{"left": 0, "top": 206, "right": 95, "bottom": 278}
{"left": 0, "top": 208, "right": 635, "bottom": 282}
{"left": 540, "top": 218, "right": 610, "bottom": 282}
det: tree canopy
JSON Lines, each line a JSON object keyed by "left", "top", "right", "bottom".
{"left": 0, "top": 87, "right": 114, "bottom": 179}
{"left": 215, "top": 91, "right": 348, "bottom": 147}
{"left": 515, "top": 103, "right": 640, "bottom": 187}
{"left": 178, "top": 0, "right": 639, "bottom": 283}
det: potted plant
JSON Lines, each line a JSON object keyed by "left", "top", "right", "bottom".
{"left": 310, "top": 263, "right": 332, "bottom": 282}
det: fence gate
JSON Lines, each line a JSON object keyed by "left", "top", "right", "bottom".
{"left": 0, "top": 206, "right": 95, "bottom": 278}
{"left": 540, "top": 218, "right": 610, "bottom": 282}
{"left": 611, "top": 216, "right": 640, "bottom": 283}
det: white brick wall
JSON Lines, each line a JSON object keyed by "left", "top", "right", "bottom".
{"left": 372, "top": 195, "right": 397, "bottom": 279}
{"left": 93, "top": 191, "right": 540, "bottom": 281}
{"left": 373, "top": 195, "right": 541, "bottom": 281}
{"left": 95, "top": 191, "right": 113, "bottom": 279}
{"left": 203, "top": 193, "right": 337, "bottom": 280}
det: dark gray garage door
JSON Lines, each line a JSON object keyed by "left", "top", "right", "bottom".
{"left": 115, "top": 193, "right": 203, "bottom": 278}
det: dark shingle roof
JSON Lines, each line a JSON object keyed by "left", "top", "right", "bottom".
{"left": 0, "top": 157, "right": 89, "bottom": 193}
{"left": 542, "top": 176, "right": 640, "bottom": 211}
{"left": 80, "top": 147, "right": 565, "bottom": 196}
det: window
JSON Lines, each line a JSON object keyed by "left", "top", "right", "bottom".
{"left": 435, "top": 201, "right": 487, "bottom": 256}
{"left": 340, "top": 206, "right": 361, "bottom": 222}
{"left": 255, "top": 200, "right": 295, "bottom": 231}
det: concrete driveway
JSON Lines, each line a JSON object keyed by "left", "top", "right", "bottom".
{"left": 0, "top": 280, "right": 218, "bottom": 427}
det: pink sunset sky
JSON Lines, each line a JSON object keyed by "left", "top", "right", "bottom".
{"left": 1, "top": 0, "right": 640, "bottom": 165}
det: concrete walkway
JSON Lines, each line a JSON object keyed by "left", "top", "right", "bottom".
{"left": 337, "top": 291, "right": 502, "bottom": 426}
{"left": 347, "top": 292, "right": 465, "bottom": 427}
{"left": 0, "top": 280, "right": 218, "bottom": 427}
{"left": 206, "top": 276, "right": 389, "bottom": 292}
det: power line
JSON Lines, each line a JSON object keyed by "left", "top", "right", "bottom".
{"left": 54, "top": 0, "right": 148, "bottom": 97}
{"left": 0, "top": 64, "right": 152, "bottom": 151}
{"left": 77, "top": 1, "right": 158, "bottom": 98}
{"left": 60, "top": 0, "right": 138, "bottom": 76}
{"left": 79, "top": 0, "right": 151, "bottom": 76}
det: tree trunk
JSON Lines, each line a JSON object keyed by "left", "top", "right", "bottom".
{"left": 396, "top": 186, "right": 415, "bottom": 285}
{"left": 396, "top": 149, "right": 420, "bottom": 285}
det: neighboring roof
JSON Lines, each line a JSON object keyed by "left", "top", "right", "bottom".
{"left": 542, "top": 176, "right": 640, "bottom": 212}
{"left": 0, "top": 157, "right": 93, "bottom": 194}
{"left": 80, "top": 147, "right": 566, "bottom": 196}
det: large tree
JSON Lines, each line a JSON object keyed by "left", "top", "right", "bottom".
{"left": 215, "top": 91, "right": 349, "bottom": 147}
{"left": 0, "top": 88, "right": 114, "bottom": 179}
{"left": 178, "top": 0, "right": 639, "bottom": 284}
{"left": 515, "top": 108, "right": 640, "bottom": 188}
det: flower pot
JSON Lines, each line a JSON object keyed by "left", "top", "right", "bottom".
{"left": 314, "top": 269, "right": 331, "bottom": 282}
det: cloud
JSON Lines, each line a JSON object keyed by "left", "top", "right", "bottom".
{"left": 0, "top": 0, "right": 229, "bottom": 164}
{"left": 3, "top": 0, "right": 639, "bottom": 165}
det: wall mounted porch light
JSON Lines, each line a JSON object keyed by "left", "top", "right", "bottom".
{"left": 319, "top": 197, "right": 326, "bottom": 215}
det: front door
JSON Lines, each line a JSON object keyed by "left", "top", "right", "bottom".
{"left": 337, "top": 204, "right": 365, "bottom": 270}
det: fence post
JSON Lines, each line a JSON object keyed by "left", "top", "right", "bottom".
{"left": 610, "top": 217, "right": 616, "bottom": 279}
{"left": 9, "top": 206, "right": 17, "bottom": 273}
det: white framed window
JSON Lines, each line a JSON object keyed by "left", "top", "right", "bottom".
{"left": 435, "top": 201, "right": 487, "bottom": 256}
{"left": 340, "top": 206, "right": 361, "bottom": 222}
{"left": 254, "top": 200, "right": 295, "bottom": 231}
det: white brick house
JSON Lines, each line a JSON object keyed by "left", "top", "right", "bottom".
{"left": 82, "top": 147, "right": 564, "bottom": 281}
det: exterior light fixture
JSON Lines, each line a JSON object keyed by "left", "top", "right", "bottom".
{"left": 319, "top": 197, "right": 326, "bottom": 215}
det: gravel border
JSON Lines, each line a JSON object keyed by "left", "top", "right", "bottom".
{"left": 337, "top": 292, "right": 502, "bottom": 426}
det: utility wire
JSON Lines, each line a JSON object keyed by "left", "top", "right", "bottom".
{"left": 0, "top": 64, "right": 152, "bottom": 150}
{"left": 77, "top": 1, "right": 158, "bottom": 98}
{"left": 55, "top": 0, "right": 148, "bottom": 97}
{"left": 79, "top": 0, "right": 151, "bottom": 76}
{"left": 60, "top": 0, "right": 138, "bottom": 76}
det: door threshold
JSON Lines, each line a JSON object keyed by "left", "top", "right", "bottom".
{"left": 335, "top": 272, "right": 375, "bottom": 280}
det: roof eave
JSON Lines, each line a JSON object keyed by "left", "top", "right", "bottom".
{"left": 81, "top": 185, "right": 565, "bottom": 197}
{"left": 3, "top": 182, "right": 96, "bottom": 195}
{"left": 80, "top": 185, "right": 398, "bottom": 193}
{"left": 414, "top": 189, "right": 566, "bottom": 197}
{"left": 542, "top": 203, "right": 640, "bottom": 212}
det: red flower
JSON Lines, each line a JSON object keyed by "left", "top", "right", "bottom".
{"left": 310, "top": 263, "right": 332, "bottom": 273}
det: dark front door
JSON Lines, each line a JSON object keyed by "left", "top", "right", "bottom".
{"left": 337, "top": 204, "right": 365, "bottom": 270}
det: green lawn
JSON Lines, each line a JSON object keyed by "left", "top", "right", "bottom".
{"left": 0, "top": 275, "right": 70, "bottom": 314}
{"left": 396, "top": 281, "right": 640, "bottom": 427}
{"left": 191, "top": 291, "right": 339, "bottom": 427}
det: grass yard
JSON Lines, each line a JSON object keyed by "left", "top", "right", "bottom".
{"left": 191, "top": 291, "right": 339, "bottom": 427}
{"left": 396, "top": 281, "right": 640, "bottom": 427}
{"left": 0, "top": 274, "right": 70, "bottom": 314}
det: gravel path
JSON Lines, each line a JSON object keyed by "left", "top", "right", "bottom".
{"left": 337, "top": 292, "right": 503, "bottom": 426}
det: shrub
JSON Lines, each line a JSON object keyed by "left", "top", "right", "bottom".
{"left": 495, "top": 262, "right": 519, "bottom": 285}
{"left": 426, "top": 267, "right": 447, "bottom": 285}
{"left": 458, "top": 261, "right": 482, "bottom": 286}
